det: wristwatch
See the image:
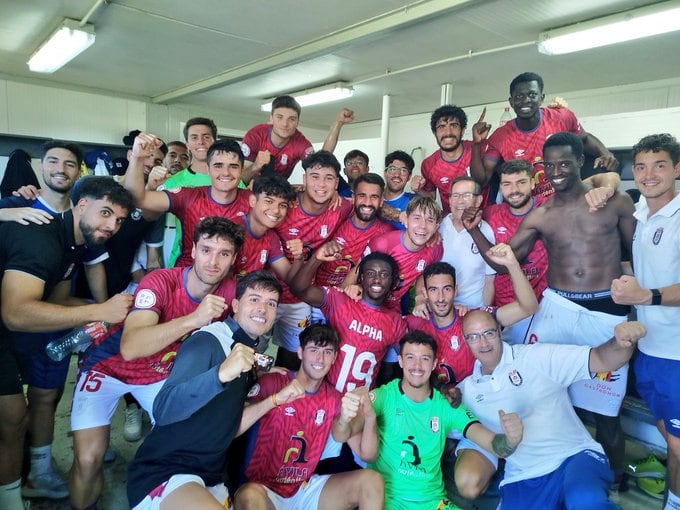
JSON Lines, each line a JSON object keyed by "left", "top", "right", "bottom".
{"left": 650, "top": 288, "right": 662, "bottom": 306}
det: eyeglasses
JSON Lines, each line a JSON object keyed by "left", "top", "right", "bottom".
{"left": 345, "top": 159, "right": 367, "bottom": 167}
{"left": 464, "top": 328, "right": 499, "bottom": 343}
{"left": 385, "top": 166, "right": 410, "bottom": 175}
{"left": 450, "top": 192, "right": 478, "bottom": 201}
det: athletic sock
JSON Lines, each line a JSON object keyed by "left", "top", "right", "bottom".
{"left": 29, "top": 443, "right": 53, "bottom": 477}
{"left": 665, "top": 490, "right": 680, "bottom": 510}
{"left": 0, "top": 479, "right": 24, "bottom": 510}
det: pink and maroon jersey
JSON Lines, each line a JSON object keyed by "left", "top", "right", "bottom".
{"left": 79, "top": 267, "right": 235, "bottom": 384}
{"left": 275, "top": 195, "right": 353, "bottom": 303}
{"left": 321, "top": 286, "right": 407, "bottom": 392}
{"left": 483, "top": 197, "right": 549, "bottom": 305}
{"left": 406, "top": 313, "right": 479, "bottom": 385}
{"left": 244, "top": 372, "right": 342, "bottom": 497}
{"left": 164, "top": 186, "right": 251, "bottom": 268}
{"left": 232, "top": 215, "right": 285, "bottom": 278}
{"left": 484, "top": 107, "right": 584, "bottom": 198}
{"left": 315, "top": 215, "right": 394, "bottom": 287}
{"left": 365, "top": 230, "right": 443, "bottom": 310}
{"left": 241, "top": 124, "right": 314, "bottom": 179}
{"left": 420, "top": 140, "right": 490, "bottom": 213}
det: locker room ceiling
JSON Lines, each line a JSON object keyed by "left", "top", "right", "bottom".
{"left": 0, "top": 0, "right": 677, "bottom": 129}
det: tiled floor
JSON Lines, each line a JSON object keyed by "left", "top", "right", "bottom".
{"left": 29, "top": 357, "right": 665, "bottom": 509}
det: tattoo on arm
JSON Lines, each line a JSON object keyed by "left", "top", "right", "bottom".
{"left": 491, "top": 433, "right": 517, "bottom": 457}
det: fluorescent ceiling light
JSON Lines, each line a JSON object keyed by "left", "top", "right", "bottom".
{"left": 538, "top": 0, "right": 680, "bottom": 55}
{"left": 28, "top": 18, "right": 96, "bottom": 73}
{"left": 261, "top": 82, "right": 354, "bottom": 112}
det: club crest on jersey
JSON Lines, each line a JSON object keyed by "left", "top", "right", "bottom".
{"left": 314, "top": 409, "right": 326, "bottom": 426}
{"left": 131, "top": 208, "right": 142, "bottom": 221}
{"left": 259, "top": 249, "right": 268, "bottom": 264}
{"left": 320, "top": 225, "right": 329, "bottom": 238}
{"left": 430, "top": 416, "right": 440, "bottom": 433}
{"left": 449, "top": 335, "right": 459, "bottom": 350}
{"left": 416, "top": 259, "right": 426, "bottom": 272}
{"left": 653, "top": 227, "right": 664, "bottom": 245}
{"left": 247, "top": 383, "right": 260, "bottom": 398}
{"left": 471, "top": 242, "right": 480, "bottom": 254}
{"left": 240, "top": 143, "right": 251, "bottom": 157}
{"left": 280, "top": 154, "right": 288, "bottom": 165}
{"left": 135, "top": 289, "right": 157, "bottom": 309}
{"left": 508, "top": 369, "right": 523, "bottom": 386}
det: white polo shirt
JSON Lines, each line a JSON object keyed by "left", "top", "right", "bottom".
{"left": 632, "top": 193, "right": 680, "bottom": 360}
{"left": 459, "top": 342, "right": 603, "bottom": 486}
{"left": 439, "top": 215, "right": 495, "bottom": 307}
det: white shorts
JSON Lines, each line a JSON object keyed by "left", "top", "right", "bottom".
{"left": 526, "top": 288, "right": 628, "bottom": 416}
{"left": 133, "top": 474, "right": 230, "bottom": 510}
{"left": 500, "top": 314, "right": 533, "bottom": 345}
{"left": 252, "top": 474, "right": 330, "bottom": 510}
{"left": 273, "top": 301, "right": 312, "bottom": 352}
{"left": 455, "top": 437, "right": 499, "bottom": 470}
{"left": 71, "top": 370, "right": 164, "bottom": 431}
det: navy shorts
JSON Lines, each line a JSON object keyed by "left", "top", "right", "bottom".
{"left": 635, "top": 351, "right": 680, "bottom": 438}
{"left": 13, "top": 330, "right": 71, "bottom": 389}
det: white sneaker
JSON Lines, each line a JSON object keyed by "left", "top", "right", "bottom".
{"left": 124, "top": 404, "right": 143, "bottom": 441}
{"left": 22, "top": 470, "right": 68, "bottom": 499}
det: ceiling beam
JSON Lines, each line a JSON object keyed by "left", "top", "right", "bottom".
{"left": 152, "top": 0, "right": 474, "bottom": 103}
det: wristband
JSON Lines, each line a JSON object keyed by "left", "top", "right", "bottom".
{"left": 650, "top": 288, "right": 662, "bottom": 306}
{"left": 271, "top": 393, "right": 279, "bottom": 407}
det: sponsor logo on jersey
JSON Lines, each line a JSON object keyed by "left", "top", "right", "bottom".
{"left": 134, "top": 289, "right": 157, "bottom": 309}
{"left": 314, "top": 409, "right": 326, "bottom": 425}
{"left": 653, "top": 227, "right": 664, "bottom": 245}
{"left": 508, "top": 369, "right": 523, "bottom": 386}
{"left": 430, "top": 416, "right": 440, "bottom": 433}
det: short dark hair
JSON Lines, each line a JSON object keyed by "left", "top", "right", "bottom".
{"left": 399, "top": 330, "right": 437, "bottom": 357}
{"left": 183, "top": 117, "right": 217, "bottom": 141}
{"left": 299, "top": 323, "right": 340, "bottom": 351}
{"left": 42, "top": 140, "right": 83, "bottom": 168}
{"left": 633, "top": 133, "right": 680, "bottom": 166}
{"left": 498, "top": 159, "right": 533, "bottom": 177}
{"left": 302, "top": 150, "right": 341, "bottom": 176}
{"left": 449, "top": 175, "right": 481, "bottom": 195}
{"left": 207, "top": 139, "right": 245, "bottom": 166}
{"left": 357, "top": 252, "right": 399, "bottom": 285}
{"left": 167, "top": 140, "right": 188, "bottom": 151}
{"left": 430, "top": 105, "right": 468, "bottom": 132}
{"left": 423, "top": 261, "right": 456, "bottom": 288}
{"left": 74, "top": 176, "right": 134, "bottom": 212}
{"left": 385, "top": 150, "right": 415, "bottom": 173}
{"left": 271, "top": 96, "right": 302, "bottom": 117}
{"left": 193, "top": 216, "right": 245, "bottom": 253}
{"left": 235, "top": 269, "right": 282, "bottom": 301}
{"left": 252, "top": 174, "right": 296, "bottom": 202}
{"left": 352, "top": 173, "right": 385, "bottom": 194}
{"left": 543, "top": 131, "right": 584, "bottom": 160}
{"left": 510, "top": 72, "right": 544, "bottom": 96}
{"left": 344, "top": 149, "right": 369, "bottom": 166}
{"left": 406, "top": 196, "right": 442, "bottom": 222}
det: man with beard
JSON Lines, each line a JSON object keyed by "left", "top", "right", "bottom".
{"left": 162, "top": 141, "right": 190, "bottom": 176}
{"left": 68, "top": 217, "right": 244, "bottom": 510}
{"left": 464, "top": 132, "right": 636, "bottom": 488}
{"left": 470, "top": 71, "right": 619, "bottom": 198}
{"left": 412, "top": 105, "right": 490, "bottom": 214}
{"left": 0, "top": 177, "right": 133, "bottom": 510}
{"left": 315, "top": 173, "right": 394, "bottom": 288}
{"left": 483, "top": 159, "right": 549, "bottom": 343}
{"left": 383, "top": 150, "right": 416, "bottom": 230}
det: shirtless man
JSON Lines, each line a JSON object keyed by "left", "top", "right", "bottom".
{"left": 464, "top": 131, "right": 635, "bottom": 480}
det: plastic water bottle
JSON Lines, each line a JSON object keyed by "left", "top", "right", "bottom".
{"left": 45, "top": 321, "right": 109, "bottom": 361}
{"left": 499, "top": 107, "right": 513, "bottom": 127}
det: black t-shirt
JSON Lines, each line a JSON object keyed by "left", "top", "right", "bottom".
{"left": 0, "top": 210, "right": 85, "bottom": 341}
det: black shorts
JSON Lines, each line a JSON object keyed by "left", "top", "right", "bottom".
{"left": 0, "top": 335, "right": 23, "bottom": 395}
